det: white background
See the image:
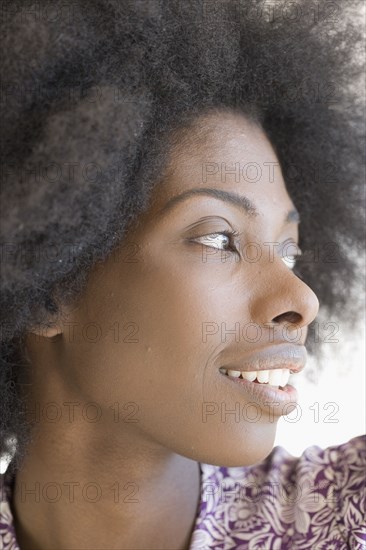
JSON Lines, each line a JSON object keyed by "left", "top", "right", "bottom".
{"left": 274, "top": 324, "right": 366, "bottom": 455}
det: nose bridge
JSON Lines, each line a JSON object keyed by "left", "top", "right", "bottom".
{"left": 249, "top": 262, "right": 320, "bottom": 329}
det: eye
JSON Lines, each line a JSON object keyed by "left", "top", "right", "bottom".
{"left": 190, "top": 230, "right": 239, "bottom": 252}
{"left": 281, "top": 255, "right": 298, "bottom": 270}
{"left": 281, "top": 243, "right": 302, "bottom": 271}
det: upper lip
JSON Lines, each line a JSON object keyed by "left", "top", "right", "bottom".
{"left": 221, "top": 343, "right": 307, "bottom": 374}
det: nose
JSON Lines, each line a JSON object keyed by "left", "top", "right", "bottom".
{"left": 249, "top": 266, "right": 320, "bottom": 333}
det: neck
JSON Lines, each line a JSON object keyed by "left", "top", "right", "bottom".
{"left": 12, "top": 419, "right": 201, "bottom": 550}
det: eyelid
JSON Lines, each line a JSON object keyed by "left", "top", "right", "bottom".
{"left": 280, "top": 238, "right": 302, "bottom": 252}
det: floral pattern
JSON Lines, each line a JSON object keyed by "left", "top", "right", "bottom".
{"left": 190, "top": 435, "right": 366, "bottom": 549}
{"left": 1, "top": 436, "right": 365, "bottom": 549}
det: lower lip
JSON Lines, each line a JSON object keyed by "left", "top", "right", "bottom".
{"left": 219, "top": 373, "right": 299, "bottom": 416}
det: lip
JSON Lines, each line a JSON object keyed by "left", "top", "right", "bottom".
{"left": 220, "top": 343, "right": 307, "bottom": 374}
{"left": 219, "top": 373, "right": 299, "bottom": 414}
{"left": 218, "top": 344, "right": 306, "bottom": 415}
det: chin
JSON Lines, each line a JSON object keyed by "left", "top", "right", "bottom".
{"left": 181, "top": 422, "right": 278, "bottom": 468}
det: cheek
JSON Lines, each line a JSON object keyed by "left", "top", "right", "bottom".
{"left": 105, "top": 262, "right": 275, "bottom": 465}
{"left": 116, "top": 254, "right": 250, "bottom": 379}
{"left": 66, "top": 251, "right": 276, "bottom": 466}
{"left": 103, "top": 253, "right": 243, "bottom": 403}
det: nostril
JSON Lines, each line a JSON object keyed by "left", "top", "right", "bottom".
{"left": 272, "top": 311, "right": 302, "bottom": 325}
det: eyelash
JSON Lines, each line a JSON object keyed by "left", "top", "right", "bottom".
{"left": 191, "top": 230, "right": 303, "bottom": 271}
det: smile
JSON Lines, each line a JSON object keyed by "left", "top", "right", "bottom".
{"left": 218, "top": 343, "right": 306, "bottom": 391}
{"left": 219, "top": 367, "right": 291, "bottom": 389}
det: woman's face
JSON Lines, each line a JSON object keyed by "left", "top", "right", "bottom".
{"left": 27, "top": 111, "right": 319, "bottom": 466}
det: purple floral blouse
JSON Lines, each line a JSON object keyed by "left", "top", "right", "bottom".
{"left": 1, "top": 435, "right": 365, "bottom": 549}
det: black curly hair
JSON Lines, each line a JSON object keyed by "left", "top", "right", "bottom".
{"left": 1, "top": 0, "right": 365, "bottom": 466}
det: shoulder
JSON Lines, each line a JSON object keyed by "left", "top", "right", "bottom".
{"left": 190, "top": 435, "right": 366, "bottom": 549}
{"left": 0, "top": 466, "right": 19, "bottom": 550}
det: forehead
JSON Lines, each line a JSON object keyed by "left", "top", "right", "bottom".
{"left": 149, "top": 111, "right": 295, "bottom": 214}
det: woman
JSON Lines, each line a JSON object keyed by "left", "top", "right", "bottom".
{"left": 1, "top": 1, "right": 365, "bottom": 548}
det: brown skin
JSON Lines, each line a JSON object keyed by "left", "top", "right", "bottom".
{"left": 13, "top": 111, "right": 319, "bottom": 549}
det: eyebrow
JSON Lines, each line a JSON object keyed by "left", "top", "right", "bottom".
{"left": 157, "top": 187, "right": 300, "bottom": 224}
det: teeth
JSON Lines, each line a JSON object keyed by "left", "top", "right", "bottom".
{"left": 257, "top": 370, "right": 269, "bottom": 383}
{"left": 241, "top": 371, "right": 257, "bottom": 382}
{"left": 220, "top": 367, "right": 291, "bottom": 389}
{"left": 280, "top": 369, "right": 290, "bottom": 388}
{"left": 267, "top": 369, "right": 283, "bottom": 387}
{"left": 227, "top": 369, "right": 241, "bottom": 378}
